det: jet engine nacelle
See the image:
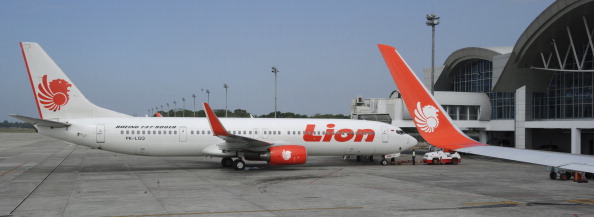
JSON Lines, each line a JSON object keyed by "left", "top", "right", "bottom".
{"left": 244, "top": 145, "right": 307, "bottom": 165}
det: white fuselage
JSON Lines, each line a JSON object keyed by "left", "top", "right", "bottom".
{"left": 38, "top": 117, "right": 417, "bottom": 157}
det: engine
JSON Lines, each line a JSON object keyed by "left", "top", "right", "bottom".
{"left": 244, "top": 145, "right": 307, "bottom": 165}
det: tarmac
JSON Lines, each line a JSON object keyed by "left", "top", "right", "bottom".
{"left": 1, "top": 132, "right": 593, "bottom": 217}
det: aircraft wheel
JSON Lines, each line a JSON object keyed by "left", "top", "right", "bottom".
{"left": 368, "top": 156, "right": 374, "bottom": 162}
{"left": 451, "top": 158, "right": 458, "bottom": 165}
{"left": 380, "top": 158, "right": 388, "bottom": 166}
{"left": 549, "top": 172, "right": 557, "bottom": 180}
{"left": 565, "top": 172, "right": 572, "bottom": 180}
{"left": 356, "top": 156, "right": 361, "bottom": 162}
{"left": 432, "top": 159, "right": 439, "bottom": 165}
{"left": 221, "top": 158, "right": 233, "bottom": 167}
{"left": 585, "top": 172, "right": 593, "bottom": 179}
{"left": 232, "top": 159, "right": 245, "bottom": 170}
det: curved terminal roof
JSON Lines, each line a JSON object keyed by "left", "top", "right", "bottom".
{"left": 442, "top": 47, "right": 512, "bottom": 74}
{"left": 435, "top": 47, "right": 512, "bottom": 91}
{"left": 494, "top": 0, "right": 594, "bottom": 92}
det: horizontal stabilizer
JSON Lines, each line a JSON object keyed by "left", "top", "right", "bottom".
{"left": 10, "top": 114, "right": 71, "bottom": 128}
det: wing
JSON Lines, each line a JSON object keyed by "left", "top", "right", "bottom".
{"left": 377, "top": 44, "right": 594, "bottom": 173}
{"left": 202, "top": 103, "right": 272, "bottom": 151}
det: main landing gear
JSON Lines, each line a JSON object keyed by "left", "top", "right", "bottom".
{"left": 352, "top": 155, "right": 391, "bottom": 166}
{"left": 221, "top": 157, "right": 245, "bottom": 170}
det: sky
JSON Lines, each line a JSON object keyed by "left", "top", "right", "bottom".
{"left": 0, "top": 0, "right": 555, "bottom": 120}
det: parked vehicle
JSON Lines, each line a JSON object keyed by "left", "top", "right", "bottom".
{"left": 423, "top": 151, "right": 461, "bottom": 165}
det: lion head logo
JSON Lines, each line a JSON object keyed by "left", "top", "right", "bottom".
{"left": 37, "top": 75, "right": 72, "bottom": 111}
{"left": 282, "top": 150, "right": 292, "bottom": 161}
{"left": 414, "top": 102, "right": 439, "bottom": 133}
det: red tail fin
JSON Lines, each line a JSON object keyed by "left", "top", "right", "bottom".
{"left": 377, "top": 44, "right": 484, "bottom": 150}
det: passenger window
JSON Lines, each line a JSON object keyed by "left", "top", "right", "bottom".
{"left": 158, "top": 131, "right": 161, "bottom": 135}
{"left": 131, "top": 131, "right": 134, "bottom": 135}
{"left": 142, "top": 130, "right": 145, "bottom": 134}
{"left": 121, "top": 130, "right": 124, "bottom": 135}
{"left": 174, "top": 131, "right": 177, "bottom": 135}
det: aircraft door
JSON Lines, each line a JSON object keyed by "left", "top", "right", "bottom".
{"left": 96, "top": 125, "right": 105, "bottom": 143}
{"left": 179, "top": 126, "right": 187, "bottom": 142}
{"left": 382, "top": 126, "right": 388, "bottom": 143}
{"left": 252, "top": 128, "right": 258, "bottom": 139}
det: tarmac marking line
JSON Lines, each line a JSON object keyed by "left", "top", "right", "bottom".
{"left": 0, "top": 162, "right": 26, "bottom": 177}
{"left": 464, "top": 201, "right": 522, "bottom": 206}
{"left": 309, "top": 168, "right": 343, "bottom": 184}
{"left": 568, "top": 199, "right": 594, "bottom": 204}
{"left": 107, "top": 206, "right": 364, "bottom": 217}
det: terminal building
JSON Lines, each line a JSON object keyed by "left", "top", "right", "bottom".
{"left": 351, "top": 0, "right": 594, "bottom": 155}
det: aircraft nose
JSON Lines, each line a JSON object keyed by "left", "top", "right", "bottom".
{"left": 408, "top": 135, "right": 418, "bottom": 147}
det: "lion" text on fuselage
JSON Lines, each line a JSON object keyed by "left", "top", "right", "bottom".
{"left": 302, "top": 124, "right": 375, "bottom": 142}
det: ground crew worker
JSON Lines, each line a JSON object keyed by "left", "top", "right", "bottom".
{"left": 412, "top": 149, "right": 416, "bottom": 165}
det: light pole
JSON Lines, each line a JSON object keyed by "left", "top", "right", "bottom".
{"left": 224, "top": 83, "right": 228, "bottom": 117}
{"left": 202, "top": 89, "right": 211, "bottom": 104}
{"left": 182, "top": 98, "right": 185, "bottom": 117}
{"left": 192, "top": 94, "right": 196, "bottom": 117}
{"left": 426, "top": 13, "right": 439, "bottom": 96}
{"left": 272, "top": 66, "right": 279, "bottom": 118}
{"left": 166, "top": 103, "right": 170, "bottom": 117}
{"left": 173, "top": 101, "right": 177, "bottom": 117}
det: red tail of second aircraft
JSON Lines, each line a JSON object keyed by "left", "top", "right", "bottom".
{"left": 377, "top": 44, "right": 485, "bottom": 150}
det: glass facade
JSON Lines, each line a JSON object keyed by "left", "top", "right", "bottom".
{"left": 532, "top": 47, "right": 594, "bottom": 119}
{"left": 443, "top": 105, "right": 479, "bottom": 120}
{"left": 453, "top": 59, "right": 515, "bottom": 119}
{"left": 533, "top": 72, "right": 594, "bottom": 119}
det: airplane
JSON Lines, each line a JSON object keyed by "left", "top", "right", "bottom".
{"left": 11, "top": 42, "right": 418, "bottom": 170}
{"left": 377, "top": 44, "right": 594, "bottom": 178}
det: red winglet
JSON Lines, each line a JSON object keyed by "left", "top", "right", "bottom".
{"left": 203, "top": 103, "right": 230, "bottom": 136}
{"left": 378, "top": 44, "right": 485, "bottom": 150}
{"left": 155, "top": 112, "right": 163, "bottom": 117}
